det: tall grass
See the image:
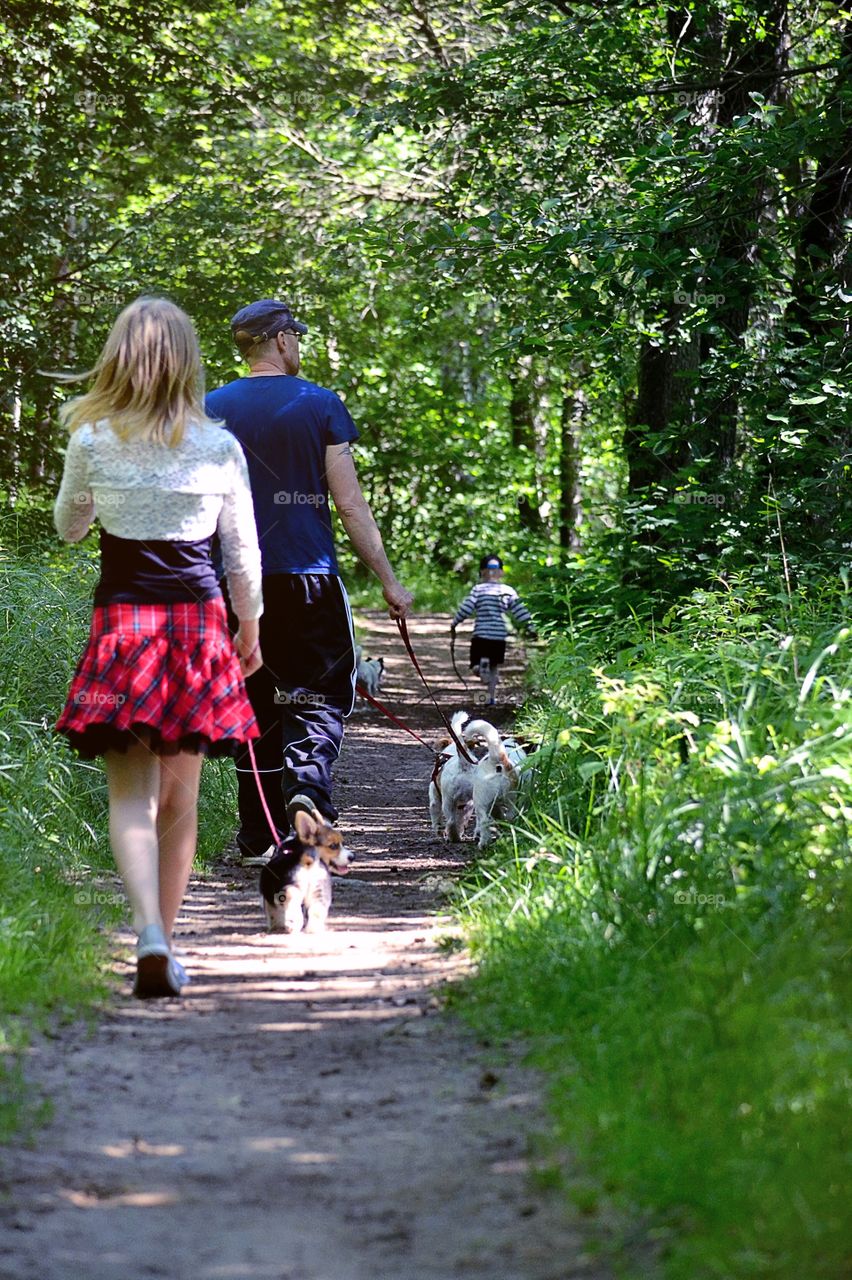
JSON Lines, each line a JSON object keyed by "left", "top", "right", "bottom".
{"left": 0, "top": 517, "right": 237, "bottom": 1136}
{"left": 453, "top": 571, "right": 851, "bottom": 1280}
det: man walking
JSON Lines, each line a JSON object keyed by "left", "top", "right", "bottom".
{"left": 207, "top": 299, "right": 413, "bottom": 862}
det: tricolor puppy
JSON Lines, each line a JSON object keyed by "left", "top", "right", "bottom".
{"left": 259, "top": 809, "right": 353, "bottom": 934}
{"left": 355, "top": 644, "right": 385, "bottom": 700}
{"left": 462, "top": 719, "right": 529, "bottom": 847}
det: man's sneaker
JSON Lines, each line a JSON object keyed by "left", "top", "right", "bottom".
{"left": 239, "top": 844, "right": 277, "bottom": 867}
{"left": 133, "top": 924, "right": 182, "bottom": 1000}
{"left": 287, "top": 793, "right": 320, "bottom": 825}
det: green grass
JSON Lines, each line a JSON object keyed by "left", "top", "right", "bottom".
{"left": 0, "top": 517, "right": 238, "bottom": 1138}
{"left": 452, "top": 570, "right": 851, "bottom": 1280}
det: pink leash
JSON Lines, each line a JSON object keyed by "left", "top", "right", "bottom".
{"left": 246, "top": 737, "right": 284, "bottom": 847}
{"left": 395, "top": 617, "right": 475, "bottom": 762}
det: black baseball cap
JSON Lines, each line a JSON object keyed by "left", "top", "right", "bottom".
{"left": 230, "top": 299, "right": 308, "bottom": 341}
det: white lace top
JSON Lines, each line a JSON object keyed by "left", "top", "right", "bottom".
{"left": 53, "top": 420, "right": 263, "bottom": 620}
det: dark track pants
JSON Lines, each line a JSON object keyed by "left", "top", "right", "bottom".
{"left": 226, "top": 573, "right": 356, "bottom": 857}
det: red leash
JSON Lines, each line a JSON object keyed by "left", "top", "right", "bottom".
{"left": 354, "top": 682, "right": 437, "bottom": 753}
{"left": 245, "top": 618, "right": 473, "bottom": 837}
{"left": 395, "top": 617, "right": 475, "bottom": 762}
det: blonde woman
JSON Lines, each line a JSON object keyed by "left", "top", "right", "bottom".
{"left": 54, "top": 297, "right": 263, "bottom": 999}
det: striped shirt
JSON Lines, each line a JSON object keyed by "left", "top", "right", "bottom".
{"left": 452, "top": 581, "right": 536, "bottom": 640}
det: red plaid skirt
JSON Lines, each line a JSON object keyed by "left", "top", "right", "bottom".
{"left": 56, "top": 599, "right": 259, "bottom": 759}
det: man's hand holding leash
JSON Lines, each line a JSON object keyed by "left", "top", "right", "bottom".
{"left": 383, "top": 578, "right": 414, "bottom": 620}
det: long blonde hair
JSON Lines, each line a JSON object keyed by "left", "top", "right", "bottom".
{"left": 59, "top": 297, "right": 210, "bottom": 446}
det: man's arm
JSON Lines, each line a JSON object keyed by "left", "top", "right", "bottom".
{"left": 325, "top": 443, "right": 413, "bottom": 618}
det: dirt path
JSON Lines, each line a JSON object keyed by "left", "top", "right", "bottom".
{"left": 0, "top": 613, "right": 605, "bottom": 1280}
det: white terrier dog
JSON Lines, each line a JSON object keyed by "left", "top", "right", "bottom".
{"left": 462, "top": 719, "right": 529, "bottom": 847}
{"left": 428, "top": 711, "right": 483, "bottom": 842}
{"left": 355, "top": 644, "right": 385, "bottom": 701}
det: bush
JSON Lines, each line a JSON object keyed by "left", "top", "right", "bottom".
{"left": 454, "top": 569, "right": 851, "bottom": 1279}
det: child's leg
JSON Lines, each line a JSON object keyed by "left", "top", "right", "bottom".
{"left": 157, "top": 750, "right": 204, "bottom": 942}
{"left": 483, "top": 665, "right": 498, "bottom": 706}
{"left": 105, "top": 741, "right": 163, "bottom": 936}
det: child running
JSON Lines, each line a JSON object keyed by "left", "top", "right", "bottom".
{"left": 450, "top": 553, "right": 537, "bottom": 705}
{"left": 54, "top": 297, "right": 263, "bottom": 999}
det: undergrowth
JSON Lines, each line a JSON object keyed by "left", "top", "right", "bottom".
{"left": 452, "top": 568, "right": 851, "bottom": 1280}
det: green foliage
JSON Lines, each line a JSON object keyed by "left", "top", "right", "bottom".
{"left": 369, "top": 0, "right": 852, "bottom": 579}
{"left": 454, "top": 570, "right": 851, "bottom": 1279}
{"left": 3, "top": 2, "right": 848, "bottom": 580}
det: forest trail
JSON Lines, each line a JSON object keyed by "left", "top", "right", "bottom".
{"left": 0, "top": 613, "right": 604, "bottom": 1280}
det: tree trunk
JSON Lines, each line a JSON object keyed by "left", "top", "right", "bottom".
{"left": 695, "top": 2, "right": 789, "bottom": 468}
{"left": 787, "top": 18, "right": 852, "bottom": 344}
{"left": 508, "top": 357, "right": 535, "bottom": 451}
{"left": 625, "top": 303, "right": 699, "bottom": 492}
{"left": 765, "top": 17, "right": 852, "bottom": 534}
{"left": 7, "top": 388, "right": 21, "bottom": 506}
{"left": 559, "top": 379, "right": 584, "bottom": 550}
{"left": 625, "top": 8, "right": 725, "bottom": 493}
{"left": 508, "top": 356, "right": 545, "bottom": 532}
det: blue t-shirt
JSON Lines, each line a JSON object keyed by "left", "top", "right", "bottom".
{"left": 205, "top": 375, "right": 359, "bottom": 575}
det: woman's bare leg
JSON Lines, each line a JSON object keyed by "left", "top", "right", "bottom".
{"left": 157, "top": 751, "right": 204, "bottom": 942}
{"left": 105, "top": 740, "right": 163, "bottom": 936}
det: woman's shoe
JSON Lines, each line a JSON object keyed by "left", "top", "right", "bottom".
{"left": 133, "top": 924, "right": 182, "bottom": 999}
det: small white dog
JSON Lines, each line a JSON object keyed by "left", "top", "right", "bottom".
{"left": 355, "top": 645, "right": 385, "bottom": 700}
{"left": 463, "top": 719, "right": 529, "bottom": 847}
{"left": 259, "top": 809, "right": 353, "bottom": 934}
{"left": 428, "top": 711, "right": 483, "bottom": 842}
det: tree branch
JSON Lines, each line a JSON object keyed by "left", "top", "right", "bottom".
{"left": 410, "top": 1, "right": 451, "bottom": 70}
{"left": 535, "top": 58, "right": 843, "bottom": 110}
